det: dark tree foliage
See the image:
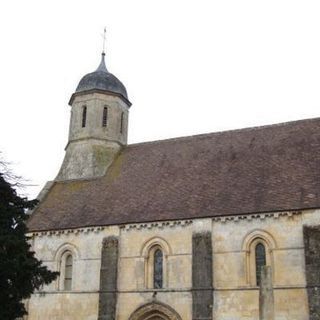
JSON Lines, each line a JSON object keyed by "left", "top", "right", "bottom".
{"left": 0, "top": 169, "right": 58, "bottom": 320}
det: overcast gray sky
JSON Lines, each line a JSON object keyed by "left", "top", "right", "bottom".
{"left": 1, "top": 0, "right": 320, "bottom": 198}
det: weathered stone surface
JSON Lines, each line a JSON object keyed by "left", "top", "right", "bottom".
{"left": 56, "top": 93, "right": 129, "bottom": 181}
{"left": 26, "top": 210, "right": 317, "bottom": 319}
{"left": 259, "top": 266, "right": 274, "bottom": 320}
{"left": 98, "top": 236, "right": 119, "bottom": 320}
{"left": 303, "top": 225, "right": 320, "bottom": 320}
{"left": 192, "top": 232, "right": 213, "bottom": 320}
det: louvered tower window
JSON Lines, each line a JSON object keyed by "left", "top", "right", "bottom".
{"left": 120, "top": 112, "right": 124, "bottom": 134}
{"left": 102, "top": 106, "right": 108, "bottom": 127}
{"left": 82, "top": 106, "right": 87, "bottom": 128}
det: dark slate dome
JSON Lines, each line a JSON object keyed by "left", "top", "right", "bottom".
{"left": 75, "top": 53, "right": 128, "bottom": 99}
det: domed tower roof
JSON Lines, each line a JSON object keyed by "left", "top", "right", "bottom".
{"left": 69, "top": 53, "right": 131, "bottom": 106}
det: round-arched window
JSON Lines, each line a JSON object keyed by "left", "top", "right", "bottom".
{"left": 153, "top": 249, "right": 163, "bottom": 289}
{"left": 64, "top": 253, "right": 73, "bottom": 290}
{"left": 255, "top": 243, "right": 266, "bottom": 286}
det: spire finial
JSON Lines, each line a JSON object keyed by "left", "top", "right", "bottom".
{"left": 102, "top": 27, "right": 107, "bottom": 54}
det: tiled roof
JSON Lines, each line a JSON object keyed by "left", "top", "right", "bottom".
{"left": 27, "top": 117, "right": 320, "bottom": 232}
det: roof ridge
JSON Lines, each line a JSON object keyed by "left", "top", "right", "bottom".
{"left": 127, "top": 116, "right": 320, "bottom": 148}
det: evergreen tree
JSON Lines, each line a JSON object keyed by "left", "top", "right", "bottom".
{"left": 0, "top": 166, "right": 58, "bottom": 319}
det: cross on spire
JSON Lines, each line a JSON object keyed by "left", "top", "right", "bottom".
{"left": 96, "top": 28, "right": 108, "bottom": 72}
{"left": 102, "top": 27, "right": 107, "bottom": 54}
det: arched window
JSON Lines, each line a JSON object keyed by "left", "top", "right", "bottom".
{"left": 128, "top": 302, "right": 183, "bottom": 320}
{"left": 55, "top": 244, "right": 78, "bottom": 291}
{"left": 81, "top": 106, "right": 87, "bottom": 128}
{"left": 242, "top": 230, "right": 276, "bottom": 287}
{"left": 64, "top": 253, "right": 73, "bottom": 290}
{"left": 102, "top": 106, "right": 108, "bottom": 127}
{"left": 120, "top": 112, "right": 124, "bottom": 134}
{"left": 141, "top": 238, "right": 171, "bottom": 289}
{"left": 153, "top": 249, "right": 163, "bottom": 289}
{"left": 255, "top": 243, "right": 266, "bottom": 286}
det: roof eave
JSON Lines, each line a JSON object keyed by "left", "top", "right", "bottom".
{"left": 68, "top": 89, "right": 132, "bottom": 107}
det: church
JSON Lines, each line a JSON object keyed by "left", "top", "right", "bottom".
{"left": 26, "top": 49, "right": 320, "bottom": 320}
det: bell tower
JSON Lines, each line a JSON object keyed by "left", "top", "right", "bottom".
{"left": 56, "top": 52, "right": 131, "bottom": 181}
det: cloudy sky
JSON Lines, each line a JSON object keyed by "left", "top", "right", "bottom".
{"left": 1, "top": 0, "right": 320, "bottom": 198}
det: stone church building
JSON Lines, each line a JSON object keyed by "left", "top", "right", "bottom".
{"left": 26, "top": 51, "right": 320, "bottom": 320}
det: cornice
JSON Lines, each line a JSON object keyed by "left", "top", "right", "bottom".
{"left": 27, "top": 211, "right": 304, "bottom": 238}
{"left": 212, "top": 210, "right": 302, "bottom": 223}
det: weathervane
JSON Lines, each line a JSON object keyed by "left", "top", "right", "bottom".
{"left": 102, "top": 27, "right": 107, "bottom": 54}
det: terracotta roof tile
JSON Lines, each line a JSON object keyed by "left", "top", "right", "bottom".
{"left": 27, "top": 117, "right": 320, "bottom": 231}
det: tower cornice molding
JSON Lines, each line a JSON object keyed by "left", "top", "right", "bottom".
{"left": 69, "top": 89, "right": 132, "bottom": 107}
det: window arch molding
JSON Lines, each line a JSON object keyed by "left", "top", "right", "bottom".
{"left": 141, "top": 236, "right": 172, "bottom": 257}
{"left": 242, "top": 229, "right": 277, "bottom": 286}
{"left": 141, "top": 237, "right": 171, "bottom": 289}
{"left": 54, "top": 243, "right": 79, "bottom": 291}
{"left": 129, "top": 301, "right": 182, "bottom": 320}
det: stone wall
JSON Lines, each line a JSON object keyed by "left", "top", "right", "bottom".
{"left": 26, "top": 209, "right": 320, "bottom": 320}
{"left": 116, "top": 221, "right": 193, "bottom": 320}
{"left": 57, "top": 93, "right": 129, "bottom": 181}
